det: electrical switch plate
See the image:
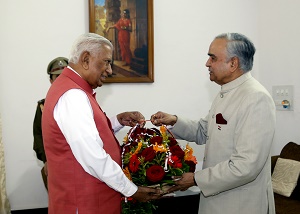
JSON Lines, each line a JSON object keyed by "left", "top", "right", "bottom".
{"left": 272, "top": 85, "right": 294, "bottom": 111}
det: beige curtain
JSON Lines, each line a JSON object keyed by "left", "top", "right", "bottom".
{"left": 0, "top": 114, "right": 11, "bottom": 214}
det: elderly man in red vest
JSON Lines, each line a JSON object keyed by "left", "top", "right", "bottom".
{"left": 42, "top": 33, "right": 162, "bottom": 214}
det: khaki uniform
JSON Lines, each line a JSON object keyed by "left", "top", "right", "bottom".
{"left": 33, "top": 98, "right": 48, "bottom": 189}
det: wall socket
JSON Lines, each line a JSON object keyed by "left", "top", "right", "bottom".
{"left": 272, "top": 85, "right": 293, "bottom": 111}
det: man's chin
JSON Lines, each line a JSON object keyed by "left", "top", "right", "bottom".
{"left": 98, "top": 78, "right": 106, "bottom": 87}
{"left": 92, "top": 81, "right": 103, "bottom": 89}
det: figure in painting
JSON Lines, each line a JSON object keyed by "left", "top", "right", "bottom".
{"left": 106, "top": 9, "right": 132, "bottom": 66}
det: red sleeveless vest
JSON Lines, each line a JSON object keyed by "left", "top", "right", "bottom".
{"left": 42, "top": 68, "right": 121, "bottom": 214}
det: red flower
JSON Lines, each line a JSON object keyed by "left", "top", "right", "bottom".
{"left": 141, "top": 146, "right": 156, "bottom": 162}
{"left": 146, "top": 165, "right": 165, "bottom": 183}
{"left": 129, "top": 155, "right": 140, "bottom": 173}
{"left": 128, "top": 127, "right": 146, "bottom": 142}
{"left": 150, "top": 136, "right": 163, "bottom": 145}
{"left": 168, "top": 137, "right": 177, "bottom": 146}
{"left": 169, "top": 145, "right": 185, "bottom": 159}
{"left": 146, "top": 128, "right": 160, "bottom": 136}
{"left": 123, "top": 144, "right": 131, "bottom": 154}
{"left": 168, "top": 155, "right": 182, "bottom": 168}
{"left": 134, "top": 127, "right": 145, "bottom": 135}
{"left": 185, "top": 160, "right": 196, "bottom": 172}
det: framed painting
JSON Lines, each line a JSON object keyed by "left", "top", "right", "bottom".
{"left": 89, "top": 0, "right": 154, "bottom": 83}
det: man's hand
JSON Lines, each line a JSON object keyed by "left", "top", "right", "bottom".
{"left": 117, "top": 111, "right": 145, "bottom": 127}
{"left": 150, "top": 111, "right": 177, "bottom": 126}
{"left": 165, "top": 173, "right": 196, "bottom": 194}
{"left": 131, "top": 186, "right": 163, "bottom": 202}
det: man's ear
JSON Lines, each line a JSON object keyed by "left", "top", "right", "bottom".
{"left": 80, "top": 51, "right": 90, "bottom": 69}
{"left": 230, "top": 57, "right": 239, "bottom": 71}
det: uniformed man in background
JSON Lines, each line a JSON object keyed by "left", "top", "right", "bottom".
{"left": 33, "top": 57, "right": 68, "bottom": 190}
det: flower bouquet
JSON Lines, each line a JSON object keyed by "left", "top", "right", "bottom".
{"left": 121, "top": 124, "right": 197, "bottom": 214}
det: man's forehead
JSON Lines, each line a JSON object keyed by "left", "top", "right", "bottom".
{"left": 211, "top": 38, "right": 227, "bottom": 49}
{"left": 208, "top": 39, "right": 227, "bottom": 55}
{"left": 98, "top": 46, "right": 113, "bottom": 58}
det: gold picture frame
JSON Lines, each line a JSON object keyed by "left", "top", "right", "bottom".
{"left": 89, "top": 0, "right": 154, "bottom": 83}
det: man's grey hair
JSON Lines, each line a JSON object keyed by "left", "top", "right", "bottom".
{"left": 69, "top": 33, "right": 113, "bottom": 64}
{"left": 215, "top": 33, "right": 256, "bottom": 72}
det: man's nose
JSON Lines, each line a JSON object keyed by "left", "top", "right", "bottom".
{"left": 106, "top": 64, "right": 112, "bottom": 75}
{"left": 205, "top": 58, "right": 211, "bottom": 67}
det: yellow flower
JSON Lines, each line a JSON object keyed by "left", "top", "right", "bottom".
{"left": 131, "top": 141, "right": 143, "bottom": 156}
{"left": 184, "top": 143, "right": 198, "bottom": 164}
{"left": 123, "top": 167, "right": 132, "bottom": 180}
{"left": 160, "top": 125, "right": 168, "bottom": 141}
{"left": 123, "top": 134, "right": 128, "bottom": 144}
{"left": 160, "top": 125, "right": 167, "bottom": 134}
{"left": 153, "top": 142, "right": 168, "bottom": 153}
{"left": 185, "top": 144, "right": 194, "bottom": 155}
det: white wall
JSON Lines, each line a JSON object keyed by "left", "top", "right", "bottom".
{"left": 0, "top": 0, "right": 89, "bottom": 210}
{"left": 0, "top": 0, "right": 299, "bottom": 210}
{"left": 258, "top": 0, "right": 300, "bottom": 155}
